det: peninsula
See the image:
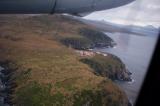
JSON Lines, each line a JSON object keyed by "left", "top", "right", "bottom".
{"left": 0, "top": 15, "right": 131, "bottom": 106}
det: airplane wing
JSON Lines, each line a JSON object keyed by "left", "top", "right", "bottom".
{"left": 0, "top": 0, "right": 135, "bottom": 15}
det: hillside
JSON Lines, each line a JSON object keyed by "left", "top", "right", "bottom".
{"left": 0, "top": 14, "right": 130, "bottom": 106}
{"left": 81, "top": 54, "right": 132, "bottom": 81}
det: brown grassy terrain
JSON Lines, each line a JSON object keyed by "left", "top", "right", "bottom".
{"left": 0, "top": 14, "right": 129, "bottom": 106}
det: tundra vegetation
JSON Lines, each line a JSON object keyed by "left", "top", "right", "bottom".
{"left": 0, "top": 15, "right": 130, "bottom": 106}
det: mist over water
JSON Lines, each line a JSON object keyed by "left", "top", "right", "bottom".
{"left": 94, "top": 32, "right": 158, "bottom": 104}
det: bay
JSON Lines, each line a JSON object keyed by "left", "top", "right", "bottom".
{"left": 94, "top": 32, "right": 158, "bottom": 105}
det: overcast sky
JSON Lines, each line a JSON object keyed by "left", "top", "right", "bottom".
{"left": 84, "top": 0, "right": 160, "bottom": 28}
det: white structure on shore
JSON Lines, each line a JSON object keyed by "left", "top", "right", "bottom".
{"left": 75, "top": 50, "right": 108, "bottom": 57}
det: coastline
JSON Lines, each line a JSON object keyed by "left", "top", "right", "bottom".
{"left": 94, "top": 50, "right": 134, "bottom": 106}
{"left": 90, "top": 47, "right": 133, "bottom": 106}
{"left": 94, "top": 31, "right": 158, "bottom": 105}
{"left": 91, "top": 48, "right": 132, "bottom": 81}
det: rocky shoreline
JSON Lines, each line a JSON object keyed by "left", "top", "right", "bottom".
{"left": 105, "top": 52, "right": 132, "bottom": 82}
{"left": 79, "top": 49, "right": 132, "bottom": 81}
{"left": 0, "top": 62, "right": 16, "bottom": 106}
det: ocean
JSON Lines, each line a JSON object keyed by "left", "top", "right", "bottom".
{"left": 94, "top": 32, "right": 158, "bottom": 105}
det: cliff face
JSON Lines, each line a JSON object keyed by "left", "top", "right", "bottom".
{"left": 0, "top": 14, "right": 130, "bottom": 106}
{"left": 80, "top": 54, "right": 132, "bottom": 81}
{"left": 60, "top": 27, "right": 115, "bottom": 50}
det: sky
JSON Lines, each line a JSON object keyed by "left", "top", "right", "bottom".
{"left": 84, "top": 0, "right": 160, "bottom": 28}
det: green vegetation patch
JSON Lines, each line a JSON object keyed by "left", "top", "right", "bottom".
{"left": 14, "top": 81, "right": 126, "bottom": 106}
{"left": 55, "top": 77, "right": 79, "bottom": 91}
{"left": 73, "top": 90, "right": 102, "bottom": 106}
{"left": 80, "top": 54, "right": 127, "bottom": 80}
{"left": 15, "top": 82, "right": 65, "bottom": 106}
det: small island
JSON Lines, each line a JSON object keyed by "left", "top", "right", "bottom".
{"left": 0, "top": 15, "right": 131, "bottom": 106}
